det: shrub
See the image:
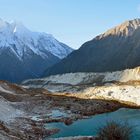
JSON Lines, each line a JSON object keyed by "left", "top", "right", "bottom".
{"left": 97, "top": 121, "right": 133, "bottom": 140}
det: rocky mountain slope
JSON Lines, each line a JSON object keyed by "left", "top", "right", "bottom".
{"left": 23, "top": 66, "right": 140, "bottom": 105}
{"left": 23, "top": 66, "right": 140, "bottom": 90}
{"left": 44, "top": 18, "right": 140, "bottom": 76}
{"left": 0, "top": 19, "right": 73, "bottom": 82}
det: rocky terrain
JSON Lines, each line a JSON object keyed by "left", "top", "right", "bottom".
{"left": 23, "top": 66, "right": 140, "bottom": 105}
{"left": 0, "top": 79, "right": 138, "bottom": 140}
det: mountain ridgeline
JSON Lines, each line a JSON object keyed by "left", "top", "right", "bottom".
{"left": 0, "top": 19, "right": 73, "bottom": 82}
{"left": 44, "top": 19, "right": 140, "bottom": 76}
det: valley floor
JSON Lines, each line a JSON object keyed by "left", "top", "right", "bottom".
{"left": 0, "top": 80, "right": 140, "bottom": 140}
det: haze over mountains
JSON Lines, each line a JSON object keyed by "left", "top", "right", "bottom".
{"left": 44, "top": 19, "right": 140, "bottom": 76}
{"left": 0, "top": 19, "right": 73, "bottom": 82}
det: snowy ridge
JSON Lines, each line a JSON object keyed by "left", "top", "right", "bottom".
{"left": 0, "top": 19, "right": 73, "bottom": 59}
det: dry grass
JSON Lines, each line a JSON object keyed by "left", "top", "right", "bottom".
{"left": 97, "top": 121, "right": 133, "bottom": 140}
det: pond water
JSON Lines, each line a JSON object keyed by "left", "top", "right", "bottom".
{"left": 46, "top": 108, "right": 140, "bottom": 139}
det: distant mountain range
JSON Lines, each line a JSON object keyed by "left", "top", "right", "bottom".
{"left": 44, "top": 19, "right": 140, "bottom": 76}
{"left": 0, "top": 19, "right": 73, "bottom": 82}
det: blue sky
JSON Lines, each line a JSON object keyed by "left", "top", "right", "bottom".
{"left": 0, "top": 0, "right": 140, "bottom": 49}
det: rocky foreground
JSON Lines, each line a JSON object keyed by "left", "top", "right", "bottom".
{"left": 0, "top": 79, "right": 139, "bottom": 140}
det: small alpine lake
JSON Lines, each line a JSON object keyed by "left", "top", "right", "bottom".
{"left": 46, "top": 108, "right": 140, "bottom": 139}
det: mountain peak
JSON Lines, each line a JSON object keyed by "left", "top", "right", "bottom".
{"left": 124, "top": 18, "right": 140, "bottom": 26}
{"left": 0, "top": 19, "right": 73, "bottom": 59}
{"left": 120, "top": 18, "right": 140, "bottom": 31}
{"left": 0, "top": 19, "right": 73, "bottom": 82}
{"left": 99, "top": 18, "right": 140, "bottom": 39}
{"left": 44, "top": 18, "right": 140, "bottom": 77}
{"left": 10, "top": 21, "right": 29, "bottom": 34}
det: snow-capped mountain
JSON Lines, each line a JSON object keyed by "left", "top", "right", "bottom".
{"left": 44, "top": 18, "right": 140, "bottom": 76}
{"left": 0, "top": 19, "right": 73, "bottom": 82}
{"left": 0, "top": 19, "right": 73, "bottom": 59}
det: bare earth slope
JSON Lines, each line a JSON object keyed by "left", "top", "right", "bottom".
{"left": 23, "top": 66, "right": 140, "bottom": 105}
